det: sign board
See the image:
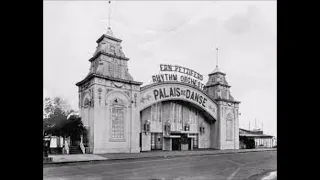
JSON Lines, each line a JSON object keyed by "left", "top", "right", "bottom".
{"left": 140, "top": 83, "right": 218, "bottom": 120}
{"left": 151, "top": 64, "right": 205, "bottom": 90}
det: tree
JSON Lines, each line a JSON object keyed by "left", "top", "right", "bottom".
{"left": 43, "top": 96, "right": 70, "bottom": 149}
{"left": 62, "top": 115, "right": 86, "bottom": 145}
{"left": 43, "top": 96, "right": 86, "bottom": 151}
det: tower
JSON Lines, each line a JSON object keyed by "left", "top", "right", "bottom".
{"left": 203, "top": 49, "right": 240, "bottom": 149}
{"left": 76, "top": 26, "right": 142, "bottom": 153}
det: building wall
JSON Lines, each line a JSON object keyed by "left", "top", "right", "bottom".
{"left": 141, "top": 106, "right": 151, "bottom": 151}
{"left": 198, "top": 113, "right": 211, "bottom": 149}
{"left": 210, "top": 119, "right": 219, "bottom": 149}
{"left": 254, "top": 138, "right": 274, "bottom": 148}
{"left": 93, "top": 86, "right": 131, "bottom": 153}
{"left": 79, "top": 77, "right": 141, "bottom": 154}
{"left": 79, "top": 80, "right": 95, "bottom": 153}
{"left": 218, "top": 102, "right": 239, "bottom": 150}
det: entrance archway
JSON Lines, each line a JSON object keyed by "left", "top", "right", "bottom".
{"left": 139, "top": 82, "right": 218, "bottom": 120}
{"left": 139, "top": 82, "right": 219, "bottom": 152}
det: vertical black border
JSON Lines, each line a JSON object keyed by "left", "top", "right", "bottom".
{"left": 4, "top": 0, "right": 43, "bottom": 179}
{"left": 277, "top": 0, "right": 314, "bottom": 179}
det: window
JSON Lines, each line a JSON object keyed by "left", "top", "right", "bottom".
{"left": 178, "top": 104, "right": 182, "bottom": 123}
{"left": 151, "top": 103, "right": 161, "bottom": 122}
{"left": 158, "top": 103, "right": 162, "bottom": 122}
{"left": 195, "top": 110, "right": 198, "bottom": 124}
{"left": 110, "top": 45, "right": 115, "bottom": 53}
{"left": 172, "top": 103, "right": 176, "bottom": 122}
{"left": 226, "top": 113, "right": 233, "bottom": 141}
{"left": 189, "top": 107, "right": 191, "bottom": 123}
{"left": 113, "top": 62, "right": 120, "bottom": 78}
{"left": 151, "top": 104, "right": 156, "bottom": 122}
{"left": 111, "top": 107, "right": 125, "bottom": 139}
{"left": 174, "top": 103, "right": 179, "bottom": 123}
{"left": 189, "top": 107, "right": 196, "bottom": 124}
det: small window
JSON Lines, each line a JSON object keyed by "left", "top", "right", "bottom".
{"left": 110, "top": 45, "right": 115, "bottom": 53}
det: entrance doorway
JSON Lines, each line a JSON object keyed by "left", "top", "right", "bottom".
{"left": 151, "top": 133, "right": 163, "bottom": 150}
{"left": 172, "top": 138, "right": 181, "bottom": 150}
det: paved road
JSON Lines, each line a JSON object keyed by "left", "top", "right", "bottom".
{"left": 44, "top": 150, "right": 276, "bottom": 180}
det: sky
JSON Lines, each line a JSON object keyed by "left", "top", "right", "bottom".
{"left": 44, "top": 1, "right": 277, "bottom": 137}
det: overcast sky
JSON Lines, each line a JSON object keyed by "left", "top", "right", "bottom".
{"left": 44, "top": 1, "right": 277, "bottom": 137}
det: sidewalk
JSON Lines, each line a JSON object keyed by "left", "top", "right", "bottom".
{"left": 45, "top": 148, "right": 276, "bottom": 165}
{"left": 47, "top": 154, "right": 108, "bottom": 164}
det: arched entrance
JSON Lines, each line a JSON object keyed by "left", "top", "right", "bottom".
{"left": 139, "top": 82, "right": 219, "bottom": 151}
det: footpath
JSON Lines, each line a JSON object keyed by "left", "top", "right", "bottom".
{"left": 44, "top": 148, "right": 276, "bottom": 166}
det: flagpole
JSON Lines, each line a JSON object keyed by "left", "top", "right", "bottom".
{"left": 216, "top": 46, "right": 219, "bottom": 68}
{"left": 108, "top": 1, "right": 111, "bottom": 29}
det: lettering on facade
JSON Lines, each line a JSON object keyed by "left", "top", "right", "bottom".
{"left": 151, "top": 64, "right": 205, "bottom": 90}
{"left": 152, "top": 73, "right": 205, "bottom": 90}
{"left": 153, "top": 87, "right": 208, "bottom": 108}
{"left": 159, "top": 64, "right": 203, "bottom": 81}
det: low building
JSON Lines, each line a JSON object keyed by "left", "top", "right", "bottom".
{"left": 239, "top": 128, "right": 275, "bottom": 148}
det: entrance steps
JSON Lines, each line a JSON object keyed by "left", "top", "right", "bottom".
{"left": 69, "top": 146, "right": 83, "bottom": 154}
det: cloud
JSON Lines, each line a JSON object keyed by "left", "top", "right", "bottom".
{"left": 223, "top": 5, "right": 259, "bottom": 35}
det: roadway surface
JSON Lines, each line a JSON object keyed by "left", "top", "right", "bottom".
{"left": 44, "top": 150, "right": 276, "bottom": 180}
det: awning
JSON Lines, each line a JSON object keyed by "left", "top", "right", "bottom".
{"left": 240, "top": 134, "right": 273, "bottom": 138}
{"left": 169, "top": 135, "right": 181, "bottom": 138}
{"left": 187, "top": 135, "right": 197, "bottom": 138}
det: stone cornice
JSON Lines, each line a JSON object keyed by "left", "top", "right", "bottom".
{"left": 76, "top": 73, "right": 143, "bottom": 87}
{"left": 89, "top": 51, "right": 129, "bottom": 62}
{"left": 208, "top": 71, "right": 226, "bottom": 76}
{"left": 96, "top": 34, "right": 122, "bottom": 43}
{"left": 205, "top": 82, "right": 231, "bottom": 88}
{"left": 215, "top": 97, "right": 241, "bottom": 104}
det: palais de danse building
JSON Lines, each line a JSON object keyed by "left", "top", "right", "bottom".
{"left": 76, "top": 27, "right": 240, "bottom": 154}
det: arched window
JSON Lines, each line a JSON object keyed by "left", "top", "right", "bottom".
{"left": 110, "top": 98, "right": 125, "bottom": 140}
{"left": 226, "top": 112, "right": 234, "bottom": 141}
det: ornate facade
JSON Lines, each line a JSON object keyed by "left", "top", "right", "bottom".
{"left": 76, "top": 27, "right": 240, "bottom": 154}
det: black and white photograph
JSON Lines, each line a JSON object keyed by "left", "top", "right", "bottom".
{"left": 43, "top": 0, "right": 277, "bottom": 179}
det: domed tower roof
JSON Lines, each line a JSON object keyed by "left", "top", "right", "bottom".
{"left": 76, "top": 4, "right": 142, "bottom": 87}
{"left": 203, "top": 47, "right": 239, "bottom": 103}
{"left": 209, "top": 66, "right": 226, "bottom": 76}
